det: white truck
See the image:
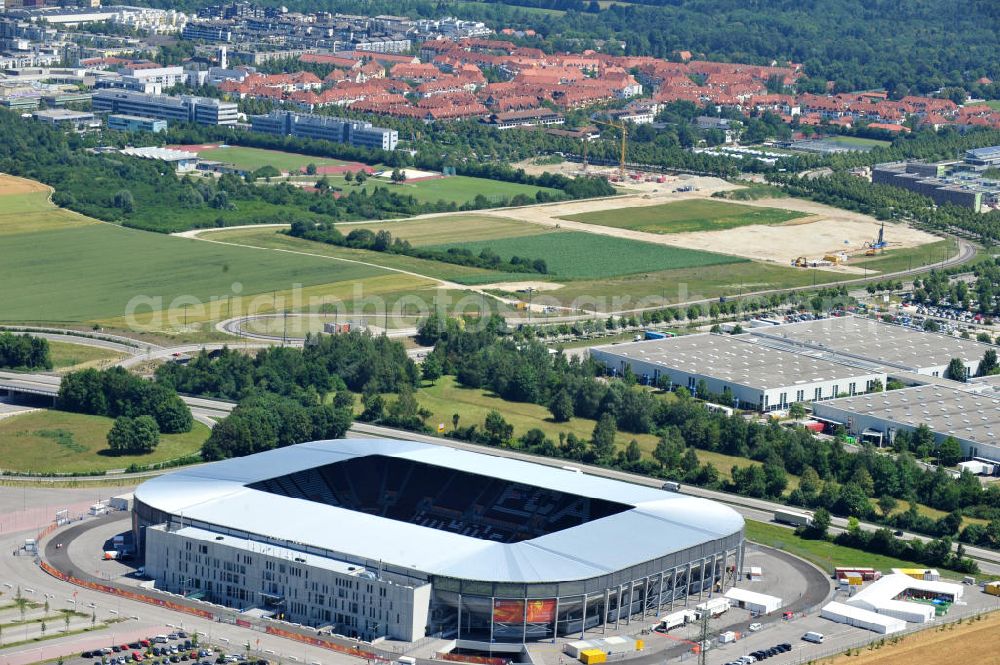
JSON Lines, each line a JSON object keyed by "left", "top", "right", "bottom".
{"left": 657, "top": 609, "right": 697, "bottom": 632}
{"left": 694, "top": 597, "right": 730, "bottom": 620}
{"left": 774, "top": 508, "right": 813, "bottom": 528}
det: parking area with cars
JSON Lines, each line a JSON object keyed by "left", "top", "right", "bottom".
{"left": 79, "top": 632, "right": 269, "bottom": 665}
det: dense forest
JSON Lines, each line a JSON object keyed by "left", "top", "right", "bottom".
{"left": 132, "top": 0, "right": 999, "bottom": 96}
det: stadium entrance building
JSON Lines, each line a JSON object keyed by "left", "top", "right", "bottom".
{"left": 134, "top": 440, "right": 745, "bottom": 647}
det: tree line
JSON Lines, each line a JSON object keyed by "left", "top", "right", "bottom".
{"left": 287, "top": 220, "right": 549, "bottom": 274}
{"left": 768, "top": 170, "right": 1000, "bottom": 244}
{"left": 0, "top": 332, "right": 51, "bottom": 371}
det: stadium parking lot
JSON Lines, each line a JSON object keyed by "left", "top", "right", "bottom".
{"left": 67, "top": 632, "right": 270, "bottom": 665}
{"left": 702, "top": 577, "right": 1000, "bottom": 665}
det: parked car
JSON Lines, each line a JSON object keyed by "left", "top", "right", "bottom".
{"left": 748, "top": 622, "right": 762, "bottom": 632}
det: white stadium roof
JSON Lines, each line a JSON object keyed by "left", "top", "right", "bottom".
{"left": 135, "top": 439, "right": 744, "bottom": 583}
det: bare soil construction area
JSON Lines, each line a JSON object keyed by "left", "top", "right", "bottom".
{"left": 482, "top": 185, "right": 939, "bottom": 266}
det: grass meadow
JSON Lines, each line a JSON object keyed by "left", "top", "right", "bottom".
{"left": 194, "top": 146, "right": 350, "bottom": 173}
{"left": 560, "top": 199, "right": 806, "bottom": 234}
{"left": 0, "top": 410, "right": 209, "bottom": 473}
{"left": 429, "top": 231, "right": 746, "bottom": 279}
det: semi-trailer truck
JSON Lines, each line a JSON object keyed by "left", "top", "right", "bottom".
{"left": 774, "top": 509, "right": 814, "bottom": 527}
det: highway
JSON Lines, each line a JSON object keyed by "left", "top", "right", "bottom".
{"left": 3, "top": 371, "right": 999, "bottom": 573}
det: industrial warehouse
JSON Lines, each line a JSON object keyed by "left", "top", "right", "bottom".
{"left": 132, "top": 439, "right": 745, "bottom": 648}
{"left": 590, "top": 333, "right": 886, "bottom": 412}
{"left": 811, "top": 384, "right": 1000, "bottom": 461}
{"left": 748, "top": 315, "right": 993, "bottom": 378}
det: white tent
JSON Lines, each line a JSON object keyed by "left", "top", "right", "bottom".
{"left": 821, "top": 601, "right": 906, "bottom": 635}
{"left": 724, "top": 587, "right": 782, "bottom": 614}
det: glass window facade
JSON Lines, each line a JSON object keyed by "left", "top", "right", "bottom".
{"left": 429, "top": 532, "right": 743, "bottom": 644}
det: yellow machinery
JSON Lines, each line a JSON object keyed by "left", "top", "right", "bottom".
{"left": 792, "top": 256, "right": 809, "bottom": 267}
{"left": 579, "top": 650, "right": 607, "bottom": 665}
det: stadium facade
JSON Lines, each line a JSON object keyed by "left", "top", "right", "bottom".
{"left": 134, "top": 440, "right": 745, "bottom": 647}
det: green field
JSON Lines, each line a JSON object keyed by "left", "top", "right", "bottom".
{"left": 415, "top": 376, "right": 751, "bottom": 480}
{"left": 560, "top": 199, "right": 805, "bottom": 234}
{"left": 207, "top": 225, "right": 523, "bottom": 284}
{"left": 429, "top": 231, "right": 745, "bottom": 279}
{"left": 984, "top": 100, "right": 1000, "bottom": 110}
{"left": 193, "top": 146, "right": 349, "bottom": 173}
{"left": 322, "top": 175, "right": 563, "bottom": 206}
{"left": 0, "top": 191, "right": 97, "bottom": 236}
{"left": 47, "top": 340, "right": 125, "bottom": 372}
{"left": 825, "top": 135, "right": 893, "bottom": 148}
{"left": 0, "top": 410, "right": 209, "bottom": 473}
{"left": 338, "top": 214, "right": 549, "bottom": 246}
{"left": 745, "top": 520, "right": 961, "bottom": 578}
{"left": 0, "top": 176, "right": 447, "bottom": 325}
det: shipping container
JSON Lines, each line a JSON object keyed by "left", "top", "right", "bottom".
{"left": 834, "top": 568, "right": 881, "bottom": 581}
{"left": 563, "top": 642, "right": 592, "bottom": 658}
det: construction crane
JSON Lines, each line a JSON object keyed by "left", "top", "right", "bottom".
{"left": 592, "top": 118, "right": 628, "bottom": 180}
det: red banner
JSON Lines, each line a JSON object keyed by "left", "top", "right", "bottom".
{"left": 525, "top": 599, "right": 556, "bottom": 623}
{"left": 263, "top": 626, "right": 378, "bottom": 660}
{"left": 38, "top": 560, "right": 213, "bottom": 620}
{"left": 492, "top": 599, "right": 555, "bottom": 623}
{"left": 492, "top": 600, "right": 524, "bottom": 623}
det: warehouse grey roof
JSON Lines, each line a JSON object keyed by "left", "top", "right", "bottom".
{"left": 134, "top": 439, "right": 743, "bottom": 583}
{"left": 750, "top": 315, "right": 993, "bottom": 372}
{"left": 966, "top": 146, "right": 1000, "bottom": 161}
{"left": 593, "top": 333, "right": 880, "bottom": 391}
{"left": 814, "top": 384, "right": 1000, "bottom": 447}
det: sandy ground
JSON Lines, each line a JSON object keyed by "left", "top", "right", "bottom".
{"left": 475, "top": 183, "right": 939, "bottom": 268}
{"left": 0, "top": 173, "right": 50, "bottom": 195}
{"left": 818, "top": 611, "right": 1000, "bottom": 665}
{"left": 476, "top": 281, "right": 566, "bottom": 292}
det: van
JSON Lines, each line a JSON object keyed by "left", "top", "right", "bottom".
{"left": 398, "top": 658, "right": 416, "bottom": 665}
{"left": 802, "top": 632, "right": 824, "bottom": 644}
{"left": 154, "top": 636, "right": 168, "bottom": 644}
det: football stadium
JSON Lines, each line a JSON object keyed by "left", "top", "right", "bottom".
{"left": 133, "top": 440, "right": 745, "bottom": 648}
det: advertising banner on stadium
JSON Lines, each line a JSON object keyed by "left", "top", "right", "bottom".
{"left": 526, "top": 599, "right": 556, "bottom": 623}
{"left": 493, "top": 599, "right": 556, "bottom": 623}
{"left": 493, "top": 600, "right": 524, "bottom": 623}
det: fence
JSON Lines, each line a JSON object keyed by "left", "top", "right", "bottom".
{"left": 38, "top": 559, "right": 214, "bottom": 620}
{"left": 263, "top": 625, "right": 380, "bottom": 660}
